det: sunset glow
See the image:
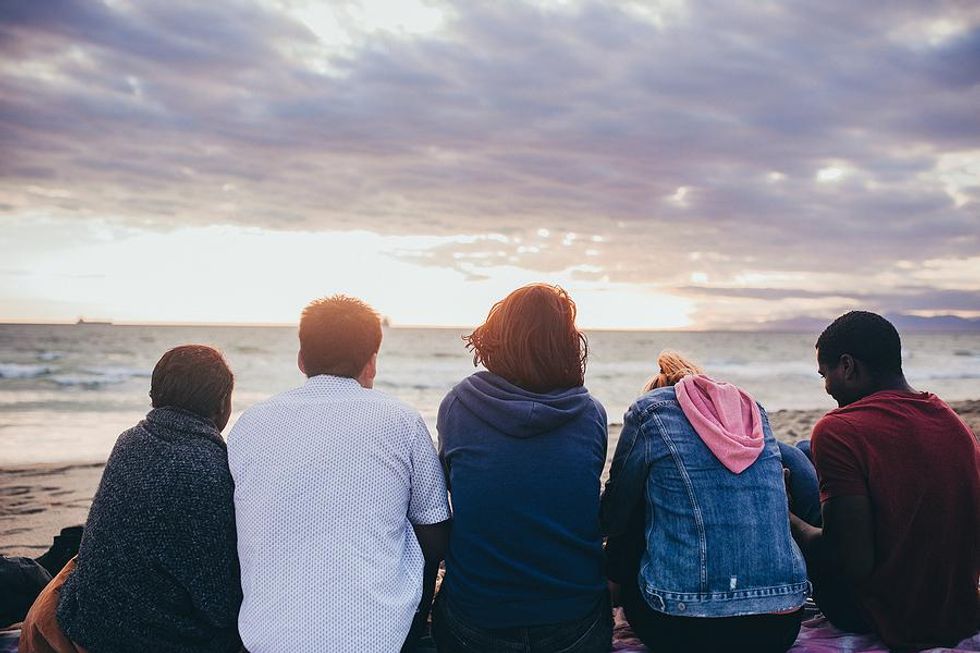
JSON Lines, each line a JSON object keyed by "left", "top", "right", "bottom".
{"left": 1, "top": 1, "right": 977, "bottom": 328}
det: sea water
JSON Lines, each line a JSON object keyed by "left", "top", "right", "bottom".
{"left": 1, "top": 324, "right": 977, "bottom": 464}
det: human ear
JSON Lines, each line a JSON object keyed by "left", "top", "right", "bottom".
{"left": 357, "top": 353, "right": 378, "bottom": 389}
{"left": 366, "top": 352, "right": 378, "bottom": 382}
{"left": 215, "top": 393, "right": 233, "bottom": 431}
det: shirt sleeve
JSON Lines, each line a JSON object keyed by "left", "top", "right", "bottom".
{"left": 811, "top": 414, "right": 869, "bottom": 502}
{"left": 407, "top": 416, "right": 452, "bottom": 526}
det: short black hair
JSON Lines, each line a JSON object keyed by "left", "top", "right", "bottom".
{"left": 150, "top": 345, "right": 234, "bottom": 418}
{"left": 816, "top": 311, "right": 902, "bottom": 375}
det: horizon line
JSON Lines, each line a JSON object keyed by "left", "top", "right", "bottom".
{"left": 0, "top": 318, "right": 790, "bottom": 333}
{"left": 2, "top": 315, "right": 976, "bottom": 333}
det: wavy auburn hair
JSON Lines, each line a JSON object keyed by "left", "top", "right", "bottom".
{"left": 465, "top": 284, "right": 587, "bottom": 393}
{"left": 640, "top": 351, "right": 704, "bottom": 394}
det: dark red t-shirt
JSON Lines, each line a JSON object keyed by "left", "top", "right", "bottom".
{"left": 812, "top": 390, "right": 979, "bottom": 649}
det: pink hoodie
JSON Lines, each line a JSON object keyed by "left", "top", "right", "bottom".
{"left": 674, "top": 374, "right": 765, "bottom": 474}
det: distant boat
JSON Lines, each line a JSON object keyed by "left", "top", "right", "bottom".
{"left": 75, "top": 317, "right": 112, "bottom": 326}
{"left": 382, "top": 316, "right": 391, "bottom": 327}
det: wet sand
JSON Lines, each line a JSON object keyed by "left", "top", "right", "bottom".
{"left": 2, "top": 401, "right": 978, "bottom": 558}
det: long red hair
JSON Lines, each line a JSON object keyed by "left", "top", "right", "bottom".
{"left": 465, "top": 284, "right": 587, "bottom": 392}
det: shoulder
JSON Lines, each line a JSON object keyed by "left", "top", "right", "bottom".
{"left": 108, "top": 422, "right": 147, "bottom": 454}
{"left": 812, "top": 412, "right": 856, "bottom": 445}
{"left": 437, "top": 388, "right": 460, "bottom": 419}
{"left": 813, "top": 408, "right": 860, "bottom": 437}
{"left": 629, "top": 386, "right": 679, "bottom": 419}
{"left": 229, "top": 388, "right": 295, "bottom": 434}
{"left": 238, "top": 386, "right": 303, "bottom": 416}
{"left": 810, "top": 413, "right": 866, "bottom": 473}
{"left": 100, "top": 421, "right": 158, "bottom": 474}
{"left": 161, "top": 431, "right": 233, "bottom": 491}
{"left": 436, "top": 375, "right": 480, "bottom": 423}
{"left": 369, "top": 388, "right": 425, "bottom": 424}
{"left": 590, "top": 396, "right": 607, "bottom": 424}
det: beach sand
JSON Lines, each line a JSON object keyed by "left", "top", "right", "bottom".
{"left": 2, "top": 401, "right": 978, "bottom": 558}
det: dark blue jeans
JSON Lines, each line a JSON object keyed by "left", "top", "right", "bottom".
{"left": 777, "top": 440, "right": 822, "bottom": 527}
{"left": 431, "top": 592, "right": 612, "bottom": 653}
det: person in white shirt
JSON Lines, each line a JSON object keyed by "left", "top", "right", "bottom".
{"left": 228, "top": 295, "right": 451, "bottom": 652}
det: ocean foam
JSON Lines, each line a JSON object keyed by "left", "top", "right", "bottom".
{"left": 706, "top": 360, "right": 817, "bottom": 378}
{"left": 0, "top": 363, "right": 52, "bottom": 379}
{"left": 50, "top": 375, "right": 128, "bottom": 389}
{"left": 82, "top": 366, "right": 151, "bottom": 378}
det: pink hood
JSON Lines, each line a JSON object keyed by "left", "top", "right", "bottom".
{"left": 674, "top": 374, "right": 764, "bottom": 474}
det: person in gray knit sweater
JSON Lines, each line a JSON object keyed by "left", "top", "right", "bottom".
{"left": 20, "top": 345, "right": 243, "bottom": 653}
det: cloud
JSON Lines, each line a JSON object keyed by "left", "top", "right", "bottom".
{"left": 1, "top": 0, "right": 978, "bottom": 318}
{"left": 678, "top": 285, "right": 980, "bottom": 312}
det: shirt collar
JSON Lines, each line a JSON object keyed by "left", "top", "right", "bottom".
{"left": 304, "top": 374, "right": 365, "bottom": 395}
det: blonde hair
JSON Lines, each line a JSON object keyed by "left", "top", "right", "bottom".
{"left": 641, "top": 351, "right": 704, "bottom": 393}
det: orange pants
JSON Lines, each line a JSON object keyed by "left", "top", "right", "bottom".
{"left": 19, "top": 558, "right": 87, "bottom": 653}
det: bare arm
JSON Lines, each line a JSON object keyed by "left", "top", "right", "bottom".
{"left": 792, "top": 415, "right": 876, "bottom": 583}
{"left": 790, "top": 495, "right": 875, "bottom": 583}
{"left": 822, "top": 495, "right": 875, "bottom": 582}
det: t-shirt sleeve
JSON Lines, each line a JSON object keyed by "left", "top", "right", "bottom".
{"left": 407, "top": 416, "right": 452, "bottom": 526}
{"left": 812, "top": 414, "right": 869, "bottom": 502}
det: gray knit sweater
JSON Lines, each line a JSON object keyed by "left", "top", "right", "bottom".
{"left": 57, "top": 407, "right": 242, "bottom": 653}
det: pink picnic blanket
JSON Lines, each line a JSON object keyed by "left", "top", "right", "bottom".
{"left": 610, "top": 609, "right": 980, "bottom": 653}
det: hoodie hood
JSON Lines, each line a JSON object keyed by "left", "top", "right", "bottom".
{"left": 674, "top": 374, "right": 764, "bottom": 473}
{"left": 452, "top": 371, "right": 595, "bottom": 438}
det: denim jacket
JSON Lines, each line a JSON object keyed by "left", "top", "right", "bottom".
{"left": 601, "top": 387, "right": 808, "bottom": 617}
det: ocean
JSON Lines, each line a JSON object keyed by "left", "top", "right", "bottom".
{"left": 1, "top": 324, "right": 977, "bottom": 464}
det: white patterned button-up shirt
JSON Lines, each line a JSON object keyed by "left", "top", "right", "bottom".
{"left": 228, "top": 375, "right": 450, "bottom": 652}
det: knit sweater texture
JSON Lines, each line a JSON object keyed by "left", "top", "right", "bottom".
{"left": 57, "top": 407, "right": 242, "bottom": 653}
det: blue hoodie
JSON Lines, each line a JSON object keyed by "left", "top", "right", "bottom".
{"left": 437, "top": 371, "right": 608, "bottom": 629}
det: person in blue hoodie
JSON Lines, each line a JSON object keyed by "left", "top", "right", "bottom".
{"left": 602, "top": 352, "right": 808, "bottom": 653}
{"left": 432, "top": 283, "right": 612, "bottom": 653}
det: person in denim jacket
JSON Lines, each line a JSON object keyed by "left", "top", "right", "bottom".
{"left": 602, "top": 352, "right": 808, "bottom": 653}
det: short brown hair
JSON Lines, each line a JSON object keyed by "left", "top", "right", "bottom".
{"left": 299, "top": 295, "right": 382, "bottom": 378}
{"left": 465, "top": 283, "right": 587, "bottom": 392}
{"left": 150, "top": 345, "right": 234, "bottom": 419}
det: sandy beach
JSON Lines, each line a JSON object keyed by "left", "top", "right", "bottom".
{"left": 2, "top": 401, "right": 978, "bottom": 558}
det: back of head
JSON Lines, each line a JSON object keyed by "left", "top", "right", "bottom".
{"left": 299, "top": 295, "right": 382, "bottom": 378}
{"left": 150, "top": 345, "right": 234, "bottom": 419}
{"left": 641, "top": 351, "right": 704, "bottom": 393}
{"left": 464, "top": 283, "right": 587, "bottom": 393}
{"left": 816, "top": 311, "right": 903, "bottom": 376}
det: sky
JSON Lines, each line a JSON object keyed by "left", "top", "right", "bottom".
{"left": 0, "top": 0, "right": 978, "bottom": 329}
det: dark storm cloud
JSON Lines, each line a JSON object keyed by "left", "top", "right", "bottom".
{"left": 1, "top": 0, "right": 978, "bottom": 314}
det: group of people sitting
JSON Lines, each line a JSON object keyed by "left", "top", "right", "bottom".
{"left": 16, "top": 284, "right": 980, "bottom": 653}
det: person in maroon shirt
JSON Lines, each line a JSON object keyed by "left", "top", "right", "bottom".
{"left": 788, "top": 311, "right": 979, "bottom": 650}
